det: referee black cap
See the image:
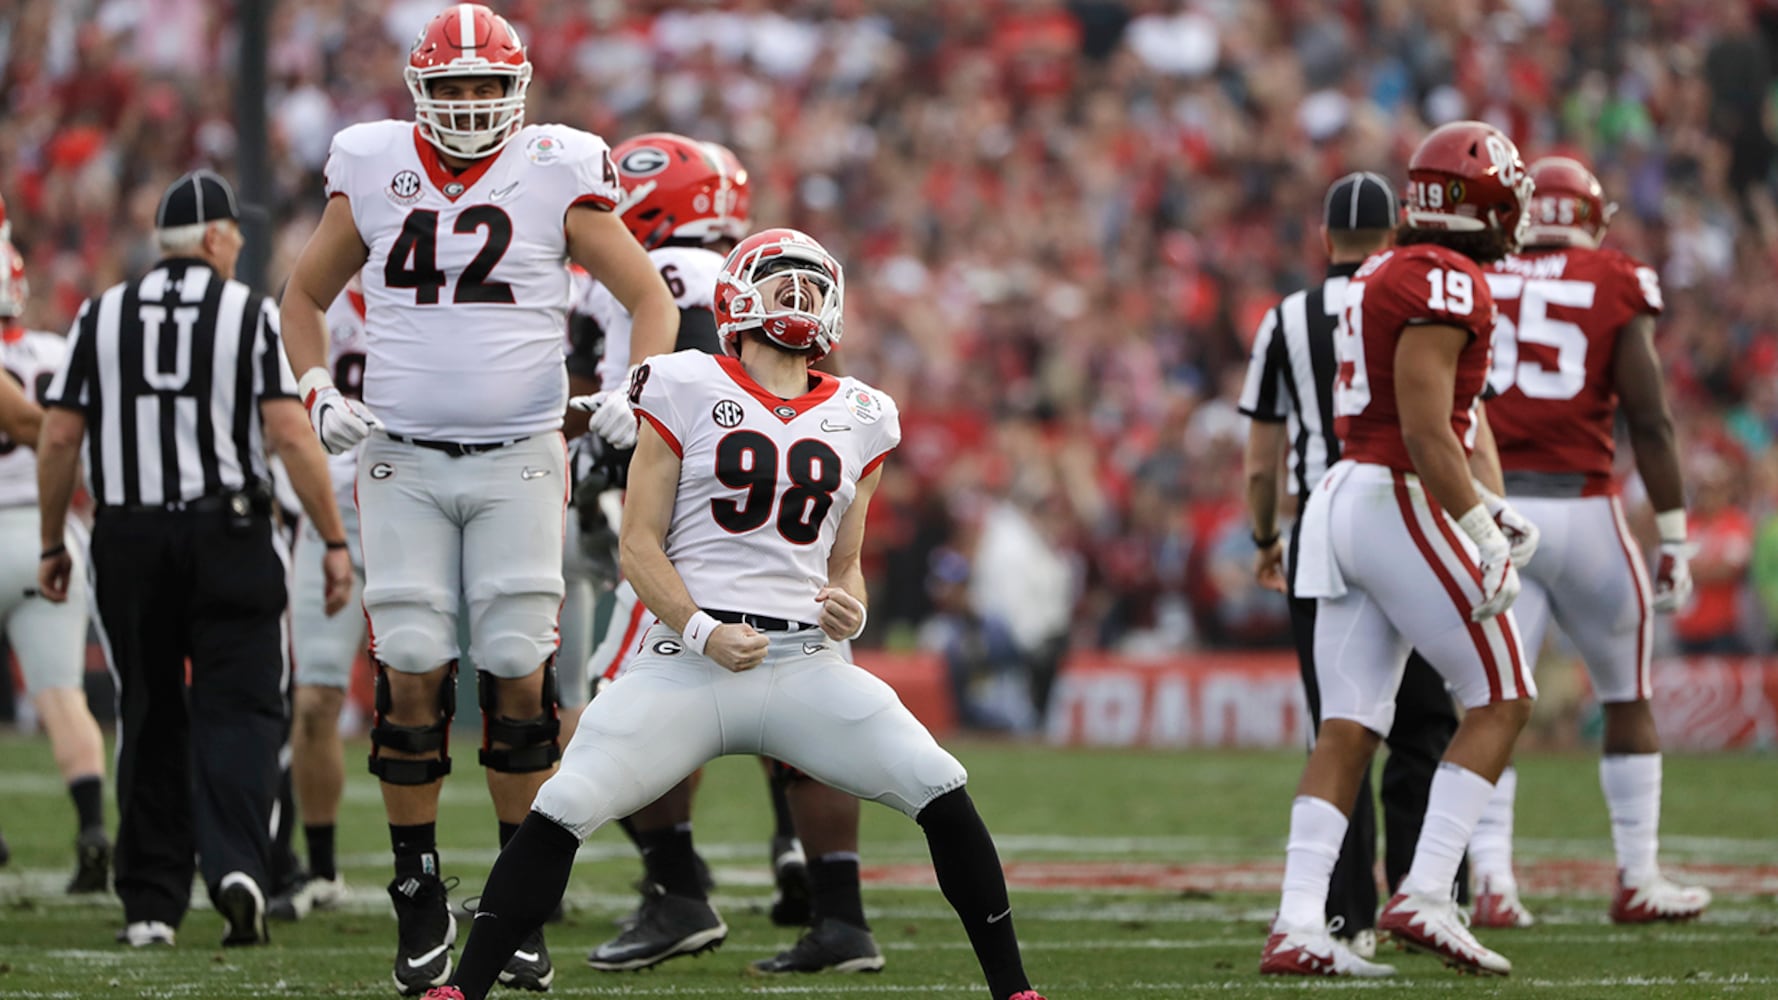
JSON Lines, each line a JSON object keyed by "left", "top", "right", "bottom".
{"left": 1324, "top": 171, "right": 1398, "bottom": 231}
{"left": 156, "top": 170, "right": 241, "bottom": 229}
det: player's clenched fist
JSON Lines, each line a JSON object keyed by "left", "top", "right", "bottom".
{"left": 569, "top": 389, "right": 638, "bottom": 449}
{"left": 816, "top": 586, "right": 868, "bottom": 642}
{"left": 298, "top": 368, "right": 382, "bottom": 455}
{"left": 705, "top": 624, "right": 769, "bottom": 672}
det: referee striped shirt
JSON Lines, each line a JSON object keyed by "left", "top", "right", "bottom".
{"left": 42, "top": 257, "right": 297, "bottom": 508}
{"left": 1236, "top": 262, "right": 1359, "bottom": 498}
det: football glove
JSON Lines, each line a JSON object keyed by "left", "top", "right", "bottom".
{"left": 1458, "top": 503, "right": 1520, "bottom": 622}
{"left": 1652, "top": 541, "right": 1695, "bottom": 613}
{"left": 1477, "top": 483, "right": 1540, "bottom": 566}
{"left": 570, "top": 389, "right": 638, "bottom": 450}
{"left": 299, "top": 368, "right": 381, "bottom": 456}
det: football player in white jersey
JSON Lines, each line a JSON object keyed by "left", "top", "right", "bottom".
{"left": 0, "top": 240, "right": 112, "bottom": 894}
{"left": 270, "top": 277, "right": 371, "bottom": 922}
{"left": 415, "top": 228, "right": 1046, "bottom": 1000}
{"left": 569, "top": 134, "right": 885, "bottom": 976}
{"left": 277, "top": 5, "right": 676, "bottom": 994}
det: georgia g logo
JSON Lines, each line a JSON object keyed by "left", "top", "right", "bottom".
{"left": 653, "top": 638, "right": 683, "bottom": 656}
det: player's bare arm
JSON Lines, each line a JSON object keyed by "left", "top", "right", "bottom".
{"left": 280, "top": 196, "right": 368, "bottom": 376}
{"left": 620, "top": 417, "right": 767, "bottom": 671}
{"left": 817, "top": 465, "right": 882, "bottom": 641}
{"left": 1468, "top": 401, "right": 1506, "bottom": 494}
{"left": 1396, "top": 325, "right": 1484, "bottom": 516}
{"left": 1614, "top": 314, "right": 1684, "bottom": 514}
{"left": 262, "top": 398, "right": 353, "bottom": 615}
{"left": 33, "top": 406, "right": 84, "bottom": 602}
{"left": 566, "top": 204, "right": 678, "bottom": 365}
{"left": 1243, "top": 420, "right": 1288, "bottom": 593}
{"left": 0, "top": 371, "right": 41, "bottom": 444}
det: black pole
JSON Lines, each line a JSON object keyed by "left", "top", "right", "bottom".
{"left": 235, "top": 0, "right": 273, "bottom": 290}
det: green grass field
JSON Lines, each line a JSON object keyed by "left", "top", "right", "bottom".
{"left": 1, "top": 734, "right": 1774, "bottom": 998}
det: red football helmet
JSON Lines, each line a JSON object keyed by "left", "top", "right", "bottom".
{"left": 715, "top": 228, "right": 844, "bottom": 361}
{"left": 703, "top": 141, "right": 752, "bottom": 242}
{"left": 405, "top": 3, "right": 532, "bottom": 158}
{"left": 1524, "top": 156, "right": 1615, "bottom": 248}
{"left": 1403, "top": 121, "right": 1534, "bottom": 250}
{"left": 611, "top": 133, "right": 735, "bottom": 249}
{"left": 0, "top": 242, "right": 27, "bottom": 319}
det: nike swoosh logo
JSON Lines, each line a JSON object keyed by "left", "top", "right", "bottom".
{"left": 490, "top": 182, "right": 520, "bottom": 201}
{"left": 986, "top": 908, "right": 1011, "bottom": 924}
{"left": 511, "top": 949, "right": 539, "bottom": 962}
{"left": 820, "top": 420, "right": 852, "bottom": 432}
{"left": 473, "top": 911, "right": 496, "bottom": 920}
{"left": 405, "top": 942, "right": 452, "bottom": 968}
{"left": 802, "top": 642, "right": 824, "bottom": 655}
{"left": 521, "top": 467, "right": 551, "bottom": 480}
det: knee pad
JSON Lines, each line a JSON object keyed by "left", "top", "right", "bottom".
{"left": 368, "top": 659, "right": 455, "bottom": 785}
{"left": 479, "top": 664, "right": 562, "bottom": 773}
{"left": 369, "top": 616, "right": 460, "bottom": 676}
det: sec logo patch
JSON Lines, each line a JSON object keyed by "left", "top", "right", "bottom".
{"left": 712, "top": 399, "right": 743, "bottom": 428}
{"left": 388, "top": 170, "right": 422, "bottom": 205}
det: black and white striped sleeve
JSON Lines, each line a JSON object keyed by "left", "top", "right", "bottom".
{"left": 252, "top": 294, "right": 298, "bottom": 400}
{"left": 42, "top": 298, "right": 97, "bottom": 411}
{"left": 1237, "top": 305, "right": 1290, "bottom": 422}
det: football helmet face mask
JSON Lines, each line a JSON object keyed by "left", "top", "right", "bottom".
{"left": 1524, "top": 156, "right": 1615, "bottom": 249}
{"left": 405, "top": 3, "right": 532, "bottom": 159}
{"left": 703, "top": 141, "right": 752, "bottom": 243}
{"left": 0, "top": 242, "right": 26, "bottom": 320}
{"left": 611, "top": 133, "right": 736, "bottom": 249}
{"left": 715, "top": 228, "right": 844, "bottom": 362}
{"left": 1404, "top": 120, "right": 1535, "bottom": 251}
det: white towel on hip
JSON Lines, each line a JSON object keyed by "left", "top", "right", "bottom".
{"left": 1293, "top": 459, "right": 1353, "bottom": 599}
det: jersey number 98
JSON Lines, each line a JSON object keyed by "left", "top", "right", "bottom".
{"left": 712, "top": 431, "right": 842, "bottom": 545}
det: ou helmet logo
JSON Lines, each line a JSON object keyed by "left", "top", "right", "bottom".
{"left": 1484, "top": 134, "right": 1523, "bottom": 186}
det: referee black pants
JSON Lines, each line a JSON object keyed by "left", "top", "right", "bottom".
{"left": 1287, "top": 520, "right": 1463, "bottom": 933}
{"left": 92, "top": 508, "right": 288, "bottom": 928}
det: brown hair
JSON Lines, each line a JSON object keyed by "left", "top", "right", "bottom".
{"left": 1394, "top": 224, "right": 1513, "bottom": 264}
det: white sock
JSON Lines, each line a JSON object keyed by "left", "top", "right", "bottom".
{"left": 1600, "top": 753, "right": 1662, "bottom": 883}
{"left": 1467, "top": 764, "right": 1518, "bottom": 884}
{"left": 1278, "top": 796, "right": 1348, "bottom": 932}
{"left": 1401, "top": 763, "right": 1495, "bottom": 900}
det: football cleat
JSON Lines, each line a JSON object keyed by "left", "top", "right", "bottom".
{"left": 1007, "top": 993, "right": 1049, "bottom": 1000}
{"left": 67, "top": 826, "right": 112, "bottom": 894}
{"left": 419, "top": 990, "right": 464, "bottom": 1000}
{"left": 497, "top": 926, "right": 554, "bottom": 991}
{"left": 768, "top": 833, "right": 812, "bottom": 927}
{"left": 390, "top": 873, "right": 458, "bottom": 995}
{"left": 217, "top": 871, "right": 269, "bottom": 946}
{"left": 748, "top": 917, "right": 885, "bottom": 975}
{"left": 1610, "top": 872, "right": 1712, "bottom": 924}
{"left": 1471, "top": 874, "right": 1536, "bottom": 928}
{"left": 1333, "top": 927, "right": 1378, "bottom": 959}
{"left": 1379, "top": 891, "right": 1511, "bottom": 976}
{"left": 587, "top": 882, "right": 726, "bottom": 971}
{"left": 270, "top": 873, "right": 347, "bottom": 922}
{"left": 116, "top": 920, "right": 177, "bottom": 947}
{"left": 1259, "top": 922, "right": 1396, "bottom": 977}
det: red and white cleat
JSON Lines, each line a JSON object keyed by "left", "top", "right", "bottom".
{"left": 419, "top": 989, "right": 464, "bottom": 1000}
{"left": 1610, "top": 873, "right": 1712, "bottom": 924}
{"left": 1379, "top": 892, "right": 1511, "bottom": 976}
{"left": 1259, "top": 924, "right": 1396, "bottom": 977}
{"left": 1006, "top": 992, "right": 1049, "bottom": 1000}
{"left": 1471, "top": 874, "right": 1536, "bottom": 928}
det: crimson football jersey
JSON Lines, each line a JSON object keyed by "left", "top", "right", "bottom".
{"left": 1484, "top": 247, "right": 1664, "bottom": 490}
{"left": 1332, "top": 244, "right": 1497, "bottom": 472}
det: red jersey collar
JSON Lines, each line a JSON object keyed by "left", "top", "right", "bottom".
{"left": 413, "top": 126, "right": 504, "bottom": 201}
{"left": 1, "top": 322, "right": 23, "bottom": 344}
{"left": 715, "top": 355, "right": 838, "bottom": 422}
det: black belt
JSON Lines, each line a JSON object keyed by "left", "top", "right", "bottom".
{"left": 385, "top": 432, "right": 525, "bottom": 458}
{"left": 706, "top": 609, "right": 819, "bottom": 633}
{"left": 109, "top": 494, "right": 244, "bottom": 515}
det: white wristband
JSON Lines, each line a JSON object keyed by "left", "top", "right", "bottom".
{"left": 682, "top": 610, "right": 720, "bottom": 657}
{"left": 842, "top": 605, "right": 868, "bottom": 643}
{"left": 297, "top": 366, "right": 334, "bottom": 403}
{"left": 1655, "top": 509, "right": 1688, "bottom": 545}
{"left": 1456, "top": 503, "right": 1505, "bottom": 549}
{"left": 1473, "top": 481, "right": 1507, "bottom": 515}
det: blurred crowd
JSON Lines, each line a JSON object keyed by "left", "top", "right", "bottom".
{"left": 4, "top": 0, "right": 1777, "bottom": 723}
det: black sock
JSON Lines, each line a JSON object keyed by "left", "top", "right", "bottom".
{"left": 917, "top": 788, "right": 1031, "bottom": 1000}
{"left": 305, "top": 824, "right": 337, "bottom": 880}
{"left": 638, "top": 823, "right": 705, "bottom": 899}
{"left": 615, "top": 814, "right": 643, "bottom": 851}
{"left": 68, "top": 776, "right": 104, "bottom": 833}
{"left": 811, "top": 853, "right": 867, "bottom": 929}
{"left": 498, "top": 821, "right": 521, "bottom": 849}
{"left": 767, "top": 766, "right": 796, "bottom": 839}
{"left": 391, "top": 822, "right": 439, "bottom": 878}
{"left": 450, "top": 812, "right": 579, "bottom": 1000}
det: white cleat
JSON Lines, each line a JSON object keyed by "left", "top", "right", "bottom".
{"left": 1471, "top": 874, "right": 1536, "bottom": 928}
{"left": 1260, "top": 922, "right": 1396, "bottom": 977}
{"left": 1380, "top": 892, "right": 1511, "bottom": 976}
{"left": 1611, "top": 872, "right": 1712, "bottom": 924}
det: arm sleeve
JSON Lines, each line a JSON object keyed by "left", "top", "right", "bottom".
{"left": 42, "top": 299, "right": 96, "bottom": 411}
{"left": 1236, "top": 305, "right": 1289, "bottom": 421}
{"left": 630, "top": 358, "right": 686, "bottom": 457}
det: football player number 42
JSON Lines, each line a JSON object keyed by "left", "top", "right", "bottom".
{"left": 384, "top": 206, "right": 516, "bottom": 305}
